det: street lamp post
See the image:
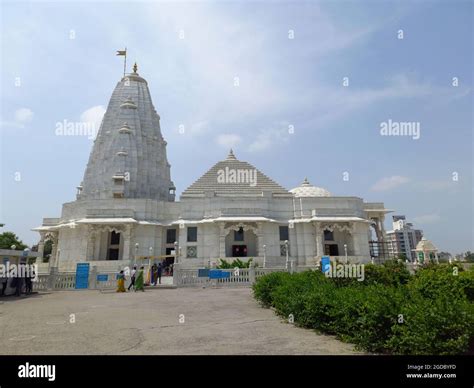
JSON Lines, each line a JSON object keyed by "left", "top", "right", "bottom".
{"left": 344, "top": 244, "right": 348, "bottom": 264}
{"left": 23, "top": 247, "right": 30, "bottom": 265}
{"left": 134, "top": 243, "right": 139, "bottom": 267}
{"left": 285, "top": 240, "right": 289, "bottom": 270}
{"left": 263, "top": 244, "right": 267, "bottom": 268}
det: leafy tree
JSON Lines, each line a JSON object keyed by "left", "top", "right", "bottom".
{"left": 0, "top": 232, "right": 27, "bottom": 250}
{"left": 464, "top": 251, "right": 474, "bottom": 263}
{"left": 43, "top": 240, "right": 52, "bottom": 258}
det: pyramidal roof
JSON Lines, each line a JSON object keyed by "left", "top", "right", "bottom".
{"left": 181, "top": 150, "right": 291, "bottom": 197}
{"left": 78, "top": 65, "right": 175, "bottom": 201}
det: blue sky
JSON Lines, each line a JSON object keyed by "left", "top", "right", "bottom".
{"left": 1, "top": 0, "right": 472, "bottom": 253}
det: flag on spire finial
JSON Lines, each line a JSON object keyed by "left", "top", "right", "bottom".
{"left": 116, "top": 48, "right": 127, "bottom": 77}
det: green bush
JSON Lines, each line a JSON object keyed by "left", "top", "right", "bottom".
{"left": 409, "top": 263, "right": 471, "bottom": 301}
{"left": 271, "top": 272, "right": 333, "bottom": 329}
{"left": 387, "top": 292, "right": 474, "bottom": 355}
{"left": 459, "top": 270, "right": 474, "bottom": 301}
{"left": 218, "top": 258, "right": 252, "bottom": 269}
{"left": 363, "top": 260, "right": 411, "bottom": 287}
{"left": 253, "top": 264, "right": 474, "bottom": 355}
{"left": 331, "top": 285, "right": 407, "bottom": 353}
{"left": 252, "top": 271, "right": 291, "bottom": 307}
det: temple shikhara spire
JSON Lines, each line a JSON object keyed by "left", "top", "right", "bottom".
{"left": 79, "top": 64, "right": 174, "bottom": 202}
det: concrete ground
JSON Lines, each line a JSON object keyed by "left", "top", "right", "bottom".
{"left": 0, "top": 287, "right": 362, "bottom": 355}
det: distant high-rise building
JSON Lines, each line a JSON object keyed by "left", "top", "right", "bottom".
{"left": 386, "top": 215, "right": 423, "bottom": 261}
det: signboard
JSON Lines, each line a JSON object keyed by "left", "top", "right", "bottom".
{"left": 198, "top": 268, "right": 210, "bottom": 278}
{"left": 75, "top": 263, "right": 90, "bottom": 289}
{"left": 97, "top": 274, "right": 108, "bottom": 282}
{"left": 321, "top": 256, "right": 331, "bottom": 273}
{"left": 209, "top": 269, "right": 231, "bottom": 279}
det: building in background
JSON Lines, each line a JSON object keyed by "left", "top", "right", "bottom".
{"left": 386, "top": 215, "right": 423, "bottom": 261}
{"left": 413, "top": 237, "right": 439, "bottom": 264}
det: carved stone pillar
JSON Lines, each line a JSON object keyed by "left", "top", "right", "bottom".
{"left": 256, "top": 222, "right": 264, "bottom": 258}
{"left": 218, "top": 223, "right": 226, "bottom": 259}
{"left": 350, "top": 222, "right": 359, "bottom": 256}
{"left": 86, "top": 226, "right": 97, "bottom": 261}
{"left": 314, "top": 222, "right": 323, "bottom": 257}
{"left": 45, "top": 232, "right": 59, "bottom": 267}
{"left": 122, "top": 225, "right": 133, "bottom": 262}
{"left": 37, "top": 232, "right": 46, "bottom": 264}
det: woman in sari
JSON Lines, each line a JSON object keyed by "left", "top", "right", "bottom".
{"left": 116, "top": 270, "right": 126, "bottom": 292}
{"left": 134, "top": 266, "right": 145, "bottom": 292}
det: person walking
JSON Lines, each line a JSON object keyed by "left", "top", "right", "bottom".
{"left": 116, "top": 270, "right": 126, "bottom": 292}
{"left": 134, "top": 266, "right": 145, "bottom": 292}
{"left": 25, "top": 265, "right": 33, "bottom": 295}
{"left": 151, "top": 263, "right": 158, "bottom": 286}
{"left": 128, "top": 265, "right": 137, "bottom": 291}
{"left": 0, "top": 273, "right": 8, "bottom": 296}
{"left": 157, "top": 262, "right": 163, "bottom": 285}
{"left": 15, "top": 264, "right": 23, "bottom": 297}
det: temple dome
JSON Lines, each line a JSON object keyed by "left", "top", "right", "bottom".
{"left": 290, "top": 178, "right": 331, "bottom": 197}
{"left": 415, "top": 237, "right": 437, "bottom": 251}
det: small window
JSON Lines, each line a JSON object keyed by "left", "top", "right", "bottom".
{"left": 166, "top": 229, "right": 177, "bottom": 244}
{"left": 324, "top": 230, "right": 334, "bottom": 241}
{"left": 279, "top": 226, "right": 289, "bottom": 241}
{"left": 187, "top": 227, "right": 197, "bottom": 242}
{"left": 234, "top": 227, "right": 244, "bottom": 242}
{"left": 186, "top": 246, "right": 197, "bottom": 258}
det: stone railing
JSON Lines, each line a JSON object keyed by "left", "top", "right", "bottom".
{"left": 174, "top": 269, "right": 210, "bottom": 287}
{"left": 32, "top": 268, "right": 119, "bottom": 291}
{"left": 53, "top": 272, "right": 76, "bottom": 289}
{"left": 174, "top": 266, "right": 288, "bottom": 287}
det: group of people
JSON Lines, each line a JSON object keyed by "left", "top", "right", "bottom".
{"left": 0, "top": 264, "right": 35, "bottom": 297}
{"left": 116, "top": 262, "right": 164, "bottom": 293}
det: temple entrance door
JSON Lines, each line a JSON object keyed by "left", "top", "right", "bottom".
{"left": 324, "top": 244, "right": 339, "bottom": 256}
{"left": 164, "top": 248, "right": 175, "bottom": 276}
{"left": 106, "top": 231, "right": 122, "bottom": 260}
{"left": 232, "top": 245, "right": 247, "bottom": 257}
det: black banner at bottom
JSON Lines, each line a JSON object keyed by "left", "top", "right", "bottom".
{"left": 0, "top": 355, "right": 472, "bottom": 387}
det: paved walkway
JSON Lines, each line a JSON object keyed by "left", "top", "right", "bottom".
{"left": 0, "top": 288, "right": 361, "bottom": 355}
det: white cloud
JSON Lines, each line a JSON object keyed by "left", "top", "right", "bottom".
{"left": 216, "top": 134, "right": 242, "bottom": 148}
{"left": 188, "top": 120, "right": 211, "bottom": 136}
{"left": 248, "top": 125, "right": 291, "bottom": 152}
{"left": 412, "top": 214, "right": 441, "bottom": 225}
{"left": 371, "top": 176, "right": 410, "bottom": 191}
{"left": 80, "top": 105, "right": 106, "bottom": 133}
{"left": 14, "top": 108, "right": 33, "bottom": 123}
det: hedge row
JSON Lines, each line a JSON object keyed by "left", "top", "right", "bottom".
{"left": 252, "top": 262, "right": 474, "bottom": 355}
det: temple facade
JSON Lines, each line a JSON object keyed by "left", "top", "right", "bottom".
{"left": 33, "top": 67, "right": 391, "bottom": 270}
